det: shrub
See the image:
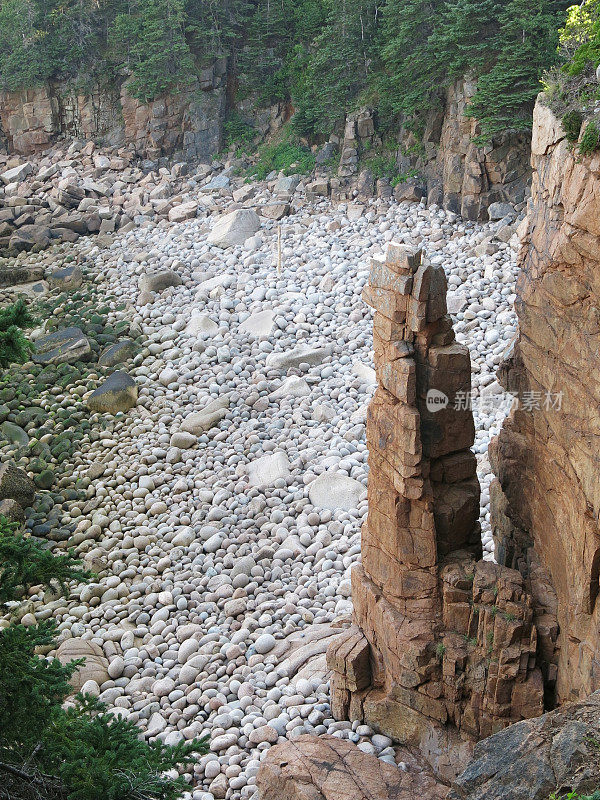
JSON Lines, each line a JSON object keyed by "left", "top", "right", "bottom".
{"left": 0, "top": 516, "right": 207, "bottom": 799}
{"left": 562, "top": 109, "right": 584, "bottom": 141}
{"left": 579, "top": 119, "right": 600, "bottom": 154}
{"left": 248, "top": 129, "right": 315, "bottom": 179}
{"left": 223, "top": 113, "right": 256, "bottom": 153}
{"left": 0, "top": 298, "right": 34, "bottom": 368}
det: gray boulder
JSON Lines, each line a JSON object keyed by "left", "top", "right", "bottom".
{"left": 98, "top": 339, "right": 138, "bottom": 368}
{"left": 48, "top": 264, "right": 83, "bottom": 291}
{"left": 207, "top": 209, "right": 261, "bottom": 248}
{"left": 33, "top": 327, "right": 91, "bottom": 366}
{"left": 0, "top": 463, "right": 35, "bottom": 508}
{"left": 488, "top": 201, "right": 516, "bottom": 221}
{"left": 1, "top": 163, "right": 33, "bottom": 185}
{"left": 87, "top": 372, "right": 138, "bottom": 415}
{"left": 138, "top": 270, "right": 182, "bottom": 294}
{"left": 9, "top": 225, "right": 52, "bottom": 252}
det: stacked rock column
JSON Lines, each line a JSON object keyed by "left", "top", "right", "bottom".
{"left": 328, "top": 242, "right": 544, "bottom": 767}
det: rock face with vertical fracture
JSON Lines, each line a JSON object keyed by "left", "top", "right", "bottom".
{"left": 328, "top": 242, "right": 545, "bottom": 781}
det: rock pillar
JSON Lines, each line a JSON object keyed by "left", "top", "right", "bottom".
{"left": 328, "top": 242, "right": 544, "bottom": 779}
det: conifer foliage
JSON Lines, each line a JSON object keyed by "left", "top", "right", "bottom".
{"left": 0, "top": 517, "right": 207, "bottom": 800}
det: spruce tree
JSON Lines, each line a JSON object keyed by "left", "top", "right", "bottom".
{"left": 0, "top": 517, "right": 207, "bottom": 800}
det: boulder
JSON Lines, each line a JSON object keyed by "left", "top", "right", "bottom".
{"left": 87, "top": 372, "right": 138, "bottom": 415}
{"left": 48, "top": 264, "right": 83, "bottom": 291}
{"left": 56, "top": 638, "right": 110, "bottom": 692}
{"left": 239, "top": 310, "right": 275, "bottom": 338}
{"left": 32, "top": 327, "right": 91, "bottom": 366}
{"left": 1, "top": 163, "right": 33, "bottom": 185}
{"left": 265, "top": 344, "right": 333, "bottom": 371}
{"left": 274, "top": 174, "right": 300, "bottom": 195}
{"left": 98, "top": 339, "right": 138, "bottom": 368}
{"left": 9, "top": 225, "right": 52, "bottom": 252}
{"left": 207, "top": 209, "right": 261, "bottom": 248}
{"left": 308, "top": 471, "right": 366, "bottom": 510}
{"left": 181, "top": 396, "right": 230, "bottom": 434}
{"left": 168, "top": 201, "right": 198, "bottom": 223}
{"left": 0, "top": 498, "right": 26, "bottom": 525}
{"left": 0, "top": 263, "right": 44, "bottom": 288}
{"left": 260, "top": 203, "right": 290, "bottom": 220}
{"left": 450, "top": 692, "right": 600, "bottom": 800}
{"left": 0, "top": 463, "right": 35, "bottom": 508}
{"left": 138, "top": 269, "right": 182, "bottom": 294}
{"left": 1, "top": 421, "right": 29, "bottom": 448}
{"left": 257, "top": 735, "right": 447, "bottom": 800}
{"left": 185, "top": 313, "right": 219, "bottom": 338}
{"left": 247, "top": 452, "right": 291, "bottom": 488}
{"left": 487, "top": 201, "right": 516, "bottom": 221}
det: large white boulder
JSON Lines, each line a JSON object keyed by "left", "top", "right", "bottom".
{"left": 247, "top": 452, "right": 291, "bottom": 488}
{"left": 308, "top": 471, "right": 366, "bottom": 510}
{"left": 208, "top": 208, "right": 261, "bottom": 248}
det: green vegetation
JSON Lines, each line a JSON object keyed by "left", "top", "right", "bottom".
{"left": 0, "top": 0, "right": 572, "bottom": 147}
{"left": 0, "top": 299, "right": 34, "bottom": 369}
{"left": 0, "top": 516, "right": 207, "bottom": 799}
{"left": 544, "top": 0, "right": 600, "bottom": 154}
{"left": 550, "top": 792, "right": 600, "bottom": 800}
{"left": 562, "top": 109, "right": 584, "bottom": 141}
{"left": 579, "top": 119, "right": 600, "bottom": 153}
{"left": 248, "top": 130, "right": 315, "bottom": 179}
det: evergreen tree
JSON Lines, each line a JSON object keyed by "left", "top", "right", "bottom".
{"left": 378, "top": 0, "right": 444, "bottom": 131}
{"left": 110, "top": 0, "right": 194, "bottom": 101}
{"left": 0, "top": 516, "right": 207, "bottom": 799}
{"left": 464, "top": 0, "right": 569, "bottom": 141}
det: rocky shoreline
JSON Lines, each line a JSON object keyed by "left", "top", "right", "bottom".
{"left": 0, "top": 167, "right": 521, "bottom": 799}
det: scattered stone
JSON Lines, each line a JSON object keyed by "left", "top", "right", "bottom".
{"left": 33, "top": 327, "right": 91, "bottom": 366}
{"left": 207, "top": 209, "right": 261, "bottom": 248}
{"left": 87, "top": 371, "right": 138, "bottom": 414}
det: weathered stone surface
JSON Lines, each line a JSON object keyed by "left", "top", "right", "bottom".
{"left": 256, "top": 735, "right": 448, "bottom": 800}
{"left": 0, "top": 463, "right": 35, "bottom": 508}
{"left": 450, "top": 691, "right": 600, "bottom": 800}
{"left": 98, "top": 339, "right": 138, "bottom": 368}
{"left": 138, "top": 269, "right": 182, "bottom": 294}
{"left": 329, "top": 238, "right": 544, "bottom": 779}
{"left": 48, "top": 264, "right": 83, "bottom": 291}
{"left": 87, "top": 371, "right": 138, "bottom": 415}
{"left": 490, "top": 100, "right": 600, "bottom": 704}
{"left": 33, "top": 327, "right": 91, "bottom": 365}
{"left": 0, "top": 498, "right": 26, "bottom": 524}
{"left": 207, "top": 208, "right": 261, "bottom": 248}
{"left": 56, "top": 638, "right": 110, "bottom": 692}
{"left": 265, "top": 344, "right": 333, "bottom": 370}
{"left": 181, "top": 396, "right": 230, "bottom": 434}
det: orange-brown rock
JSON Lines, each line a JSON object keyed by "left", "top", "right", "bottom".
{"left": 329, "top": 240, "right": 546, "bottom": 780}
{"left": 256, "top": 735, "right": 448, "bottom": 800}
{"left": 490, "top": 99, "right": 600, "bottom": 705}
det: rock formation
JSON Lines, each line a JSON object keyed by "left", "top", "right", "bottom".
{"left": 490, "top": 99, "right": 600, "bottom": 705}
{"left": 328, "top": 241, "right": 545, "bottom": 779}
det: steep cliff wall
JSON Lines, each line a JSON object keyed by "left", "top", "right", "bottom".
{"left": 0, "top": 61, "right": 229, "bottom": 162}
{"left": 491, "top": 99, "right": 600, "bottom": 705}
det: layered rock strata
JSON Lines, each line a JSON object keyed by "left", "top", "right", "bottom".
{"left": 328, "top": 242, "right": 545, "bottom": 778}
{"left": 490, "top": 100, "right": 600, "bottom": 704}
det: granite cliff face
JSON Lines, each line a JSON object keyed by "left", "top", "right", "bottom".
{"left": 0, "top": 61, "right": 232, "bottom": 162}
{"left": 490, "top": 100, "right": 600, "bottom": 705}
{"left": 0, "top": 78, "right": 529, "bottom": 219}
